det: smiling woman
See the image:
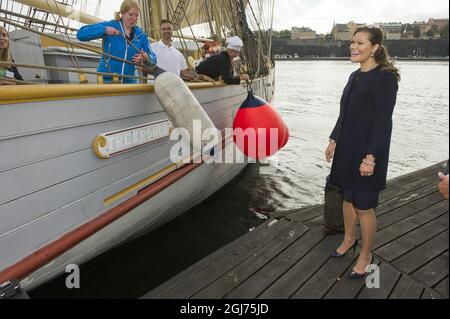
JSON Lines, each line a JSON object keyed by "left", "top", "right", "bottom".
{"left": 0, "top": 26, "right": 23, "bottom": 85}
{"left": 326, "top": 26, "right": 400, "bottom": 280}
{"left": 76, "top": 0, "right": 157, "bottom": 84}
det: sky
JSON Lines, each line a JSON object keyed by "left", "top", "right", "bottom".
{"left": 95, "top": 0, "right": 449, "bottom": 34}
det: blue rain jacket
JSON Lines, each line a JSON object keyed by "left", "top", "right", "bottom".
{"left": 77, "top": 20, "right": 157, "bottom": 83}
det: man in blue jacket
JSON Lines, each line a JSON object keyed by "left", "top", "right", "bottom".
{"left": 77, "top": 1, "right": 156, "bottom": 84}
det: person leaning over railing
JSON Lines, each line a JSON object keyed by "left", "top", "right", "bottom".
{"left": 195, "top": 36, "right": 249, "bottom": 85}
{"left": 76, "top": 0, "right": 156, "bottom": 84}
{"left": 0, "top": 26, "right": 23, "bottom": 85}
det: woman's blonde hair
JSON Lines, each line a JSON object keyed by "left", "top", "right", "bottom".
{"left": 0, "top": 26, "right": 11, "bottom": 63}
{"left": 114, "top": 0, "right": 140, "bottom": 21}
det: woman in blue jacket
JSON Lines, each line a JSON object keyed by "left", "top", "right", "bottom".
{"left": 77, "top": 0, "right": 156, "bottom": 84}
{"left": 325, "top": 27, "right": 400, "bottom": 279}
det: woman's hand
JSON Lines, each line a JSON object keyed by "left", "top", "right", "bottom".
{"left": 105, "top": 27, "right": 120, "bottom": 36}
{"left": 360, "top": 155, "right": 376, "bottom": 177}
{"left": 325, "top": 140, "right": 336, "bottom": 163}
{"left": 132, "top": 49, "right": 149, "bottom": 64}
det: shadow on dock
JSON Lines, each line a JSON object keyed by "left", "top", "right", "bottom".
{"left": 142, "top": 162, "right": 449, "bottom": 299}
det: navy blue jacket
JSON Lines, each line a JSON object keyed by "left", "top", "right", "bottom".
{"left": 77, "top": 20, "right": 157, "bottom": 83}
{"left": 330, "top": 66, "right": 399, "bottom": 192}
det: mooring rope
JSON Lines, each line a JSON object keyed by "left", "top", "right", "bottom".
{"left": 0, "top": 61, "right": 151, "bottom": 82}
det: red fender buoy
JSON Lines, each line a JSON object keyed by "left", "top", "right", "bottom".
{"left": 233, "top": 93, "right": 288, "bottom": 160}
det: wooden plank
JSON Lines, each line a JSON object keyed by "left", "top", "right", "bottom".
{"left": 374, "top": 214, "right": 449, "bottom": 262}
{"left": 258, "top": 234, "right": 342, "bottom": 299}
{"left": 357, "top": 262, "right": 401, "bottom": 299}
{"left": 389, "top": 275, "right": 424, "bottom": 299}
{"left": 286, "top": 206, "right": 323, "bottom": 222}
{"left": 393, "top": 230, "right": 449, "bottom": 274}
{"left": 291, "top": 250, "right": 358, "bottom": 299}
{"left": 421, "top": 289, "right": 447, "bottom": 299}
{"left": 412, "top": 252, "right": 449, "bottom": 288}
{"left": 305, "top": 216, "right": 325, "bottom": 228}
{"left": 224, "top": 227, "right": 327, "bottom": 299}
{"left": 373, "top": 201, "right": 449, "bottom": 249}
{"left": 374, "top": 192, "right": 444, "bottom": 233}
{"left": 268, "top": 208, "right": 306, "bottom": 220}
{"left": 380, "top": 174, "right": 439, "bottom": 202}
{"left": 143, "top": 219, "right": 296, "bottom": 298}
{"left": 379, "top": 162, "right": 446, "bottom": 200}
{"left": 191, "top": 222, "right": 310, "bottom": 299}
{"left": 385, "top": 163, "right": 445, "bottom": 187}
{"left": 433, "top": 278, "right": 449, "bottom": 297}
{"left": 376, "top": 183, "right": 440, "bottom": 219}
{"left": 324, "top": 257, "right": 382, "bottom": 299}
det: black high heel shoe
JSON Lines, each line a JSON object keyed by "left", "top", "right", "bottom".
{"left": 331, "top": 240, "right": 358, "bottom": 257}
{"left": 349, "top": 257, "right": 375, "bottom": 279}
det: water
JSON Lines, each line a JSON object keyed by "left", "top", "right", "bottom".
{"left": 31, "top": 61, "right": 449, "bottom": 298}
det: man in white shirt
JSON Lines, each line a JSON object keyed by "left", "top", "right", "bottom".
{"left": 151, "top": 20, "right": 212, "bottom": 82}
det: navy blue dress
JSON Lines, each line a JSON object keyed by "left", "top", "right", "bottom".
{"left": 329, "top": 66, "right": 399, "bottom": 199}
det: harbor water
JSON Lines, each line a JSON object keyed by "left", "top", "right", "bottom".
{"left": 31, "top": 61, "right": 449, "bottom": 298}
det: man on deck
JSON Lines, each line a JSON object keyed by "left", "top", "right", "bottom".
{"left": 196, "top": 36, "right": 250, "bottom": 85}
{"left": 151, "top": 19, "right": 212, "bottom": 82}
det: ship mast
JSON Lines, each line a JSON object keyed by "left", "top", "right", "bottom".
{"left": 11, "top": 0, "right": 101, "bottom": 25}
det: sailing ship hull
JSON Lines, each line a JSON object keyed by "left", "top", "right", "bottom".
{"left": 0, "top": 72, "right": 275, "bottom": 291}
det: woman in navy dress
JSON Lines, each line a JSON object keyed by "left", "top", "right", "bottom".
{"left": 325, "top": 27, "right": 400, "bottom": 279}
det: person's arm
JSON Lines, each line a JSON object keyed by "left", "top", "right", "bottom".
{"left": 219, "top": 56, "right": 240, "bottom": 85}
{"left": 329, "top": 115, "right": 342, "bottom": 144}
{"left": 77, "top": 21, "right": 117, "bottom": 41}
{"left": 363, "top": 72, "right": 398, "bottom": 159}
{"left": 438, "top": 172, "right": 449, "bottom": 200}
{"left": 140, "top": 35, "right": 157, "bottom": 65}
{"left": 329, "top": 73, "right": 355, "bottom": 143}
{"left": 180, "top": 69, "right": 215, "bottom": 82}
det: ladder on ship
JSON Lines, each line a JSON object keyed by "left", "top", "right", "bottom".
{"left": 171, "top": 0, "right": 189, "bottom": 30}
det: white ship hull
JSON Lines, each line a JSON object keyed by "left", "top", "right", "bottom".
{"left": 0, "top": 72, "right": 275, "bottom": 291}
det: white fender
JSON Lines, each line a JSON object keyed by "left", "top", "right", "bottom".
{"left": 154, "top": 72, "right": 216, "bottom": 154}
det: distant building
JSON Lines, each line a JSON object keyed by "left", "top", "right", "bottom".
{"left": 428, "top": 18, "right": 449, "bottom": 30}
{"left": 316, "top": 33, "right": 326, "bottom": 40}
{"left": 291, "top": 27, "right": 317, "bottom": 40}
{"left": 413, "top": 21, "right": 429, "bottom": 38}
{"left": 378, "top": 22, "right": 402, "bottom": 40}
{"left": 404, "top": 31, "right": 415, "bottom": 40}
{"left": 331, "top": 21, "right": 365, "bottom": 41}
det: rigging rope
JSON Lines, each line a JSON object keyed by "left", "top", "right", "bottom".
{"left": 0, "top": 60, "right": 151, "bottom": 82}
{"left": 0, "top": 16, "right": 155, "bottom": 70}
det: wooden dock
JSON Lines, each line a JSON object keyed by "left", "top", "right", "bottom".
{"left": 142, "top": 162, "right": 449, "bottom": 299}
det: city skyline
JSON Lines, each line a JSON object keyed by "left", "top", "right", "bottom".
{"left": 95, "top": 0, "right": 449, "bottom": 34}
{"left": 271, "top": 0, "right": 448, "bottom": 34}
